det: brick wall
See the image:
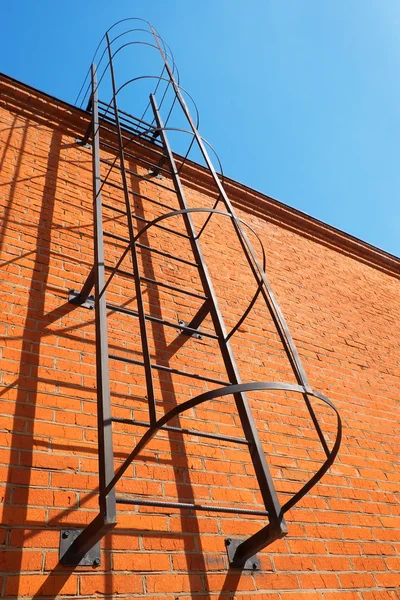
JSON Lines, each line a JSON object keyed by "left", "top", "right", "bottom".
{"left": 0, "top": 75, "right": 399, "bottom": 599}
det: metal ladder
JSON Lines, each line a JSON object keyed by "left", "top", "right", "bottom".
{"left": 60, "top": 20, "right": 341, "bottom": 570}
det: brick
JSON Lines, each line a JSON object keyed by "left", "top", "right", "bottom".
{"left": 352, "top": 556, "right": 386, "bottom": 571}
{"left": 287, "top": 540, "right": 326, "bottom": 554}
{"left": 0, "top": 505, "right": 46, "bottom": 526}
{"left": 10, "top": 529, "right": 60, "bottom": 548}
{"left": 143, "top": 536, "right": 196, "bottom": 552}
{"left": 338, "top": 573, "right": 376, "bottom": 588}
{"left": 252, "top": 573, "right": 298, "bottom": 590}
{"left": 314, "top": 556, "right": 352, "bottom": 571}
{"left": 362, "top": 542, "right": 396, "bottom": 556}
{"left": 373, "top": 572, "right": 400, "bottom": 588}
{"left": 113, "top": 552, "right": 170, "bottom": 571}
{"left": 385, "top": 557, "right": 400, "bottom": 570}
{"left": 5, "top": 574, "right": 78, "bottom": 596}
{"left": 327, "top": 541, "right": 362, "bottom": 555}
{"left": 380, "top": 516, "right": 400, "bottom": 528}
{"left": 80, "top": 574, "right": 143, "bottom": 595}
{"left": 0, "top": 550, "right": 42, "bottom": 571}
{"left": 146, "top": 573, "right": 203, "bottom": 593}
{"left": 299, "top": 573, "right": 338, "bottom": 589}
{"left": 172, "top": 553, "right": 227, "bottom": 571}
{"left": 273, "top": 555, "right": 314, "bottom": 571}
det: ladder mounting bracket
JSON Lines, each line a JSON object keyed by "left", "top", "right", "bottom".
{"left": 68, "top": 289, "right": 95, "bottom": 310}
{"left": 147, "top": 168, "right": 163, "bottom": 180}
{"left": 75, "top": 138, "right": 92, "bottom": 150}
{"left": 178, "top": 319, "right": 202, "bottom": 340}
{"left": 59, "top": 529, "right": 101, "bottom": 567}
{"left": 225, "top": 538, "right": 260, "bottom": 571}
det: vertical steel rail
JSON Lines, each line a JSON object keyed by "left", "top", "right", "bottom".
{"left": 91, "top": 64, "right": 117, "bottom": 524}
{"left": 61, "top": 66, "right": 118, "bottom": 564}
{"left": 150, "top": 95, "right": 288, "bottom": 558}
{"left": 106, "top": 33, "right": 157, "bottom": 426}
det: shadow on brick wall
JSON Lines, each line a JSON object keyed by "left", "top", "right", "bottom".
{"left": 1, "top": 124, "right": 63, "bottom": 596}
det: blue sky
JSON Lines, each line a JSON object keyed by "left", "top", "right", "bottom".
{"left": 1, "top": 1, "right": 399, "bottom": 256}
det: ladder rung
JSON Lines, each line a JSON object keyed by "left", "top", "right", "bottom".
{"left": 115, "top": 496, "right": 268, "bottom": 517}
{"left": 100, "top": 158, "right": 174, "bottom": 193}
{"left": 102, "top": 215, "right": 190, "bottom": 241}
{"left": 105, "top": 266, "right": 208, "bottom": 300}
{"left": 99, "top": 113, "right": 163, "bottom": 149}
{"left": 138, "top": 275, "right": 207, "bottom": 301}
{"left": 117, "top": 120, "right": 162, "bottom": 148}
{"left": 103, "top": 235, "right": 198, "bottom": 268}
{"left": 109, "top": 353, "right": 229, "bottom": 386}
{"left": 137, "top": 243, "right": 198, "bottom": 268}
{"left": 98, "top": 110, "right": 151, "bottom": 136}
{"left": 98, "top": 99, "right": 155, "bottom": 130}
{"left": 103, "top": 231, "right": 128, "bottom": 242}
{"left": 106, "top": 302, "right": 216, "bottom": 338}
{"left": 101, "top": 206, "right": 197, "bottom": 266}
{"left": 111, "top": 417, "right": 249, "bottom": 446}
{"left": 101, "top": 180, "right": 180, "bottom": 213}
{"left": 103, "top": 203, "right": 126, "bottom": 216}
{"left": 99, "top": 139, "right": 172, "bottom": 176}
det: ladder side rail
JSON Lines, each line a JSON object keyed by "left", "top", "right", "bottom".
{"left": 106, "top": 32, "right": 157, "bottom": 426}
{"left": 60, "top": 65, "right": 118, "bottom": 565}
{"left": 150, "top": 95, "right": 288, "bottom": 548}
{"left": 91, "top": 63, "right": 117, "bottom": 525}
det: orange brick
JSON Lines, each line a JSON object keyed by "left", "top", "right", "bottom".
{"left": 253, "top": 573, "right": 298, "bottom": 590}
{"left": 113, "top": 552, "right": 170, "bottom": 571}
{"left": 287, "top": 540, "right": 326, "bottom": 554}
{"left": 0, "top": 550, "right": 42, "bottom": 571}
{"left": 338, "top": 573, "right": 376, "bottom": 589}
{"left": 352, "top": 556, "right": 386, "bottom": 571}
{"left": 373, "top": 572, "right": 400, "bottom": 588}
{"left": 146, "top": 573, "right": 203, "bottom": 593}
{"left": 273, "top": 555, "right": 314, "bottom": 571}
{"left": 80, "top": 574, "right": 143, "bottom": 595}
{"left": 5, "top": 574, "right": 78, "bottom": 596}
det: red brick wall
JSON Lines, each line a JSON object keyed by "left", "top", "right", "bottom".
{"left": 0, "top": 76, "right": 399, "bottom": 599}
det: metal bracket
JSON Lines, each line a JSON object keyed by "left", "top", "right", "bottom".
{"left": 225, "top": 538, "right": 260, "bottom": 571}
{"left": 178, "top": 319, "right": 202, "bottom": 340}
{"left": 147, "top": 168, "right": 163, "bottom": 180}
{"left": 68, "top": 289, "right": 95, "bottom": 310}
{"left": 59, "top": 529, "right": 101, "bottom": 567}
{"left": 75, "top": 138, "right": 92, "bottom": 150}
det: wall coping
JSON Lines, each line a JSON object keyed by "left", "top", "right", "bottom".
{"left": 1, "top": 71, "right": 399, "bottom": 279}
